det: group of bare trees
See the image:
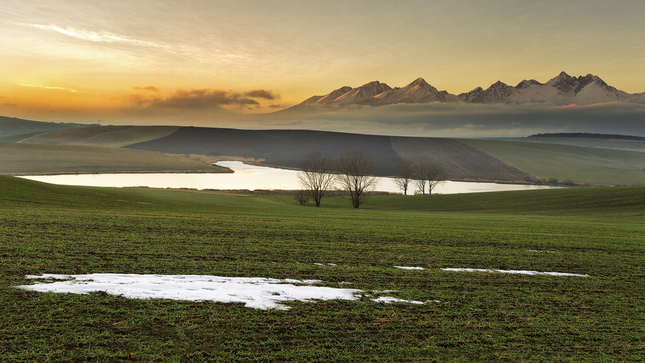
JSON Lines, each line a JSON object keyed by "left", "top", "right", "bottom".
{"left": 297, "top": 151, "right": 378, "bottom": 209}
{"left": 297, "top": 152, "right": 445, "bottom": 208}
{"left": 394, "top": 159, "right": 444, "bottom": 195}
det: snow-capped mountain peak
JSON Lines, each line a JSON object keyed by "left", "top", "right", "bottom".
{"left": 284, "top": 72, "right": 644, "bottom": 112}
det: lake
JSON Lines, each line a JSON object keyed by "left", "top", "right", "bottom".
{"left": 20, "top": 161, "right": 554, "bottom": 194}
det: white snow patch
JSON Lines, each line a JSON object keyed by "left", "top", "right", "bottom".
{"left": 372, "top": 296, "right": 424, "bottom": 305}
{"left": 441, "top": 268, "right": 588, "bottom": 277}
{"left": 393, "top": 266, "right": 425, "bottom": 270}
{"left": 16, "top": 274, "right": 427, "bottom": 310}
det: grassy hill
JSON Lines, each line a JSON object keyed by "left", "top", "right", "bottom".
{"left": 0, "top": 115, "right": 90, "bottom": 138}
{"left": 1, "top": 176, "right": 644, "bottom": 361}
{"left": 0, "top": 142, "right": 227, "bottom": 175}
{"left": 24, "top": 125, "right": 180, "bottom": 148}
{"left": 490, "top": 135, "right": 645, "bottom": 152}
{"left": 125, "top": 127, "right": 531, "bottom": 180}
{"left": 12, "top": 121, "right": 645, "bottom": 185}
{"left": 462, "top": 139, "right": 645, "bottom": 186}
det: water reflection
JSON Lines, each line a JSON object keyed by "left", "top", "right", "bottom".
{"left": 20, "top": 161, "right": 553, "bottom": 194}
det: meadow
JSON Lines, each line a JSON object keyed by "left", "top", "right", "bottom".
{"left": 1, "top": 175, "right": 644, "bottom": 361}
{"left": 462, "top": 139, "right": 645, "bottom": 186}
{"left": 0, "top": 143, "right": 227, "bottom": 175}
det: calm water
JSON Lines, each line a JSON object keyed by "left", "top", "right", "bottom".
{"left": 20, "top": 161, "right": 554, "bottom": 194}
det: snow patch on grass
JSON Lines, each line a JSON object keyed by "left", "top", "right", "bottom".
{"left": 16, "top": 274, "right": 426, "bottom": 310}
{"left": 372, "top": 296, "right": 424, "bottom": 305}
{"left": 441, "top": 268, "right": 588, "bottom": 277}
{"left": 393, "top": 266, "right": 425, "bottom": 270}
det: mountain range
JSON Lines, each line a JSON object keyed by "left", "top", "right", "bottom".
{"left": 284, "top": 72, "right": 645, "bottom": 111}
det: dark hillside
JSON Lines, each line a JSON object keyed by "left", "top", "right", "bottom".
{"left": 125, "top": 128, "right": 403, "bottom": 175}
{"left": 391, "top": 137, "right": 531, "bottom": 181}
{"left": 126, "top": 127, "right": 531, "bottom": 180}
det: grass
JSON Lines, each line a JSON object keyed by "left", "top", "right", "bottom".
{"left": 0, "top": 142, "right": 229, "bottom": 175}
{"left": 491, "top": 136, "right": 645, "bottom": 153}
{"left": 461, "top": 139, "right": 645, "bottom": 186}
{"left": 1, "top": 175, "right": 644, "bottom": 361}
{"left": 24, "top": 125, "right": 180, "bottom": 148}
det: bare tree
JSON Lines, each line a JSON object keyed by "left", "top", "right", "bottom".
{"left": 337, "top": 151, "right": 379, "bottom": 208}
{"left": 297, "top": 152, "right": 336, "bottom": 207}
{"left": 413, "top": 161, "right": 444, "bottom": 195}
{"left": 394, "top": 159, "right": 414, "bottom": 195}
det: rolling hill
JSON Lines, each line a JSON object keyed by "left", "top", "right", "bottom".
{"left": 6, "top": 117, "right": 645, "bottom": 185}
{"left": 0, "top": 142, "right": 227, "bottom": 175}
{"left": 23, "top": 125, "right": 180, "bottom": 148}
{"left": 124, "top": 127, "right": 531, "bottom": 180}
{"left": 0, "top": 115, "right": 91, "bottom": 138}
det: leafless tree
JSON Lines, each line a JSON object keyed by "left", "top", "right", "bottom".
{"left": 394, "top": 159, "right": 414, "bottom": 195}
{"left": 413, "top": 161, "right": 444, "bottom": 195}
{"left": 293, "top": 189, "right": 310, "bottom": 205}
{"left": 337, "top": 151, "right": 379, "bottom": 208}
{"left": 297, "top": 152, "right": 336, "bottom": 207}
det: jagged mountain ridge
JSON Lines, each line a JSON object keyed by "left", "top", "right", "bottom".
{"left": 286, "top": 72, "right": 644, "bottom": 111}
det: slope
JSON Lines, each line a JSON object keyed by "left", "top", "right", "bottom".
{"left": 23, "top": 125, "right": 180, "bottom": 148}
{"left": 390, "top": 137, "right": 530, "bottom": 181}
{"left": 0, "top": 115, "right": 89, "bottom": 137}
{"left": 125, "top": 128, "right": 404, "bottom": 176}
{"left": 0, "top": 142, "right": 226, "bottom": 175}
{"left": 124, "top": 127, "right": 530, "bottom": 180}
{"left": 462, "top": 139, "right": 645, "bottom": 186}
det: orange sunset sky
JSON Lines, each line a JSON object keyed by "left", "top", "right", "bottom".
{"left": 1, "top": 0, "right": 644, "bottom": 126}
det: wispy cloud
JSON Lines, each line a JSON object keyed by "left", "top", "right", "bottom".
{"left": 134, "top": 86, "right": 161, "bottom": 92}
{"left": 17, "top": 22, "right": 166, "bottom": 48}
{"left": 18, "top": 83, "right": 79, "bottom": 93}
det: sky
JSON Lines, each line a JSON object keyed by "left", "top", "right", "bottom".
{"left": 1, "top": 0, "right": 644, "bottom": 134}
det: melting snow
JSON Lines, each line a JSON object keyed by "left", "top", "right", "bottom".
{"left": 16, "top": 274, "right": 426, "bottom": 310}
{"left": 372, "top": 296, "right": 424, "bottom": 305}
{"left": 441, "top": 268, "right": 588, "bottom": 277}
{"left": 393, "top": 266, "right": 425, "bottom": 270}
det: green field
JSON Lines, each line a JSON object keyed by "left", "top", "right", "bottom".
{"left": 0, "top": 143, "right": 228, "bottom": 175}
{"left": 491, "top": 136, "right": 645, "bottom": 153}
{"left": 1, "top": 175, "right": 644, "bottom": 361}
{"left": 462, "top": 139, "right": 645, "bottom": 186}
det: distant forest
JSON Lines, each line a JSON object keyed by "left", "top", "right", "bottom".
{"left": 528, "top": 133, "right": 645, "bottom": 141}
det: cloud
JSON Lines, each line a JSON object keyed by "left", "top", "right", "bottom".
{"left": 133, "top": 89, "right": 259, "bottom": 111}
{"left": 244, "top": 89, "right": 280, "bottom": 100}
{"left": 5, "top": 103, "right": 17, "bottom": 107}
{"left": 134, "top": 86, "right": 160, "bottom": 92}
{"left": 17, "top": 83, "right": 79, "bottom": 93}
{"left": 19, "top": 22, "right": 165, "bottom": 48}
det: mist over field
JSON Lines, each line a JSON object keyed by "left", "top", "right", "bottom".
{"left": 253, "top": 102, "right": 645, "bottom": 138}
